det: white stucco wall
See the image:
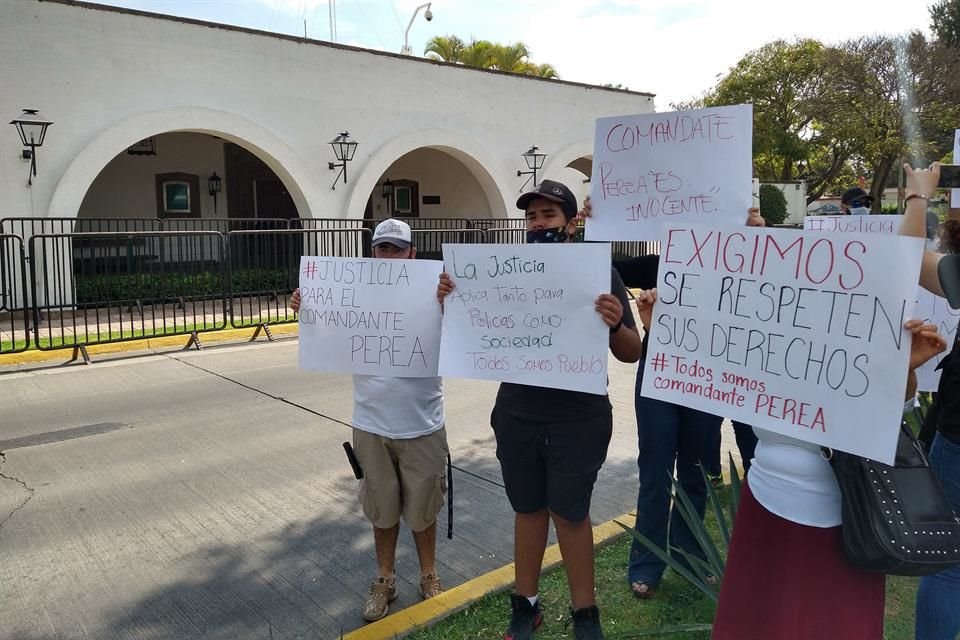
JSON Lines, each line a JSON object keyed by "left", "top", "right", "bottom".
{"left": 0, "top": 0, "right": 654, "bottom": 225}
{"left": 78, "top": 132, "right": 228, "bottom": 220}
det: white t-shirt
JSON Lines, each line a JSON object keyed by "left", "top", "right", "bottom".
{"left": 748, "top": 399, "right": 917, "bottom": 528}
{"left": 352, "top": 375, "right": 444, "bottom": 439}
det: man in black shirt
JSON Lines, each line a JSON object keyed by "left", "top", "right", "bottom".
{"left": 438, "top": 180, "right": 642, "bottom": 640}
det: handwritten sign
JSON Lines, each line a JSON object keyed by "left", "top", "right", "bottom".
{"left": 804, "top": 215, "right": 904, "bottom": 234}
{"left": 803, "top": 214, "right": 952, "bottom": 392}
{"left": 953, "top": 129, "right": 959, "bottom": 208}
{"left": 298, "top": 256, "right": 443, "bottom": 377}
{"left": 915, "top": 288, "right": 960, "bottom": 392}
{"left": 439, "top": 243, "right": 611, "bottom": 394}
{"left": 641, "top": 224, "right": 923, "bottom": 464}
{"left": 586, "top": 104, "right": 753, "bottom": 242}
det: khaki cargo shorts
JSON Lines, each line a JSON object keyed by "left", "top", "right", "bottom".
{"left": 352, "top": 427, "right": 449, "bottom": 532}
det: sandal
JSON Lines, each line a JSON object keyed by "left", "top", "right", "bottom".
{"left": 630, "top": 581, "right": 656, "bottom": 599}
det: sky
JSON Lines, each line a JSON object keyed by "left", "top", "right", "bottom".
{"left": 93, "top": 0, "right": 936, "bottom": 108}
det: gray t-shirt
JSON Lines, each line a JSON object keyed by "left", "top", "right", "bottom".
{"left": 494, "top": 267, "right": 636, "bottom": 421}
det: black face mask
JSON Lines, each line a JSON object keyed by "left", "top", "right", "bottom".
{"left": 526, "top": 227, "right": 569, "bottom": 244}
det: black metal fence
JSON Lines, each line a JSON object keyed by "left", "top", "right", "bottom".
{"left": 1, "top": 234, "right": 29, "bottom": 353}
{"left": 0, "top": 216, "right": 657, "bottom": 358}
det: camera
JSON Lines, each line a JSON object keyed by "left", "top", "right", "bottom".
{"left": 425, "top": 9, "right": 433, "bottom": 21}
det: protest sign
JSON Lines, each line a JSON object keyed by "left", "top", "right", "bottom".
{"left": 953, "top": 129, "right": 959, "bottom": 208}
{"left": 804, "top": 215, "right": 904, "bottom": 234}
{"left": 586, "top": 104, "right": 753, "bottom": 242}
{"left": 915, "top": 288, "right": 960, "bottom": 392}
{"left": 804, "top": 213, "right": 954, "bottom": 392}
{"left": 640, "top": 224, "right": 923, "bottom": 464}
{"left": 298, "top": 256, "right": 443, "bottom": 377}
{"left": 439, "top": 243, "right": 611, "bottom": 394}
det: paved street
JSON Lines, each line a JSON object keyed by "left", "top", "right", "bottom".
{"left": 0, "top": 339, "right": 740, "bottom": 640}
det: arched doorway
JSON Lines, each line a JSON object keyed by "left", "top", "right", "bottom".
{"left": 78, "top": 132, "right": 301, "bottom": 225}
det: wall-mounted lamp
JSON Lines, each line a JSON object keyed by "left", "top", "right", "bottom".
{"left": 328, "top": 131, "right": 358, "bottom": 190}
{"left": 381, "top": 179, "right": 395, "bottom": 215}
{"left": 517, "top": 145, "right": 547, "bottom": 192}
{"left": 208, "top": 172, "right": 222, "bottom": 214}
{"left": 10, "top": 109, "right": 54, "bottom": 187}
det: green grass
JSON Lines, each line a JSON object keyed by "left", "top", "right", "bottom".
{"left": 408, "top": 508, "right": 920, "bottom": 640}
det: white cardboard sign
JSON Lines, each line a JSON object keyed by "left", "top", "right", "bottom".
{"left": 297, "top": 256, "right": 443, "bottom": 377}
{"left": 804, "top": 214, "right": 954, "bottom": 392}
{"left": 587, "top": 104, "right": 753, "bottom": 241}
{"left": 640, "top": 224, "right": 923, "bottom": 464}
{"left": 439, "top": 243, "right": 611, "bottom": 394}
{"left": 804, "top": 215, "right": 904, "bottom": 234}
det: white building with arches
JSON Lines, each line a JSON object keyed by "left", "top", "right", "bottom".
{"left": 2, "top": 0, "right": 654, "bottom": 228}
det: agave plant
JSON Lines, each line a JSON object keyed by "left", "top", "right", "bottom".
{"left": 609, "top": 454, "right": 743, "bottom": 638}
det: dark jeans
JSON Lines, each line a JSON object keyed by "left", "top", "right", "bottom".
{"left": 629, "top": 366, "right": 724, "bottom": 587}
{"left": 707, "top": 422, "right": 760, "bottom": 476}
{"left": 916, "top": 432, "right": 960, "bottom": 639}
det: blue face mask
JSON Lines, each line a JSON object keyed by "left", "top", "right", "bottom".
{"left": 526, "top": 227, "right": 569, "bottom": 244}
{"left": 850, "top": 206, "right": 870, "bottom": 216}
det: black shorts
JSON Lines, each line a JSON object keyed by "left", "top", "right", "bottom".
{"left": 490, "top": 406, "right": 613, "bottom": 522}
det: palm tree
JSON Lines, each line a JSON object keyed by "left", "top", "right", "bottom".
{"left": 459, "top": 39, "right": 495, "bottom": 68}
{"left": 489, "top": 42, "right": 531, "bottom": 72}
{"left": 424, "top": 35, "right": 466, "bottom": 63}
{"left": 424, "top": 34, "right": 559, "bottom": 78}
{"left": 530, "top": 63, "right": 559, "bottom": 79}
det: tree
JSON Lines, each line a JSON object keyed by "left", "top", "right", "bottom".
{"left": 759, "top": 184, "right": 789, "bottom": 225}
{"left": 424, "top": 35, "right": 466, "bottom": 62}
{"left": 424, "top": 35, "right": 559, "bottom": 78}
{"left": 931, "top": 0, "right": 960, "bottom": 47}
{"left": 828, "top": 34, "right": 960, "bottom": 209}
{"left": 702, "top": 39, "right": 857, "bottom": 203}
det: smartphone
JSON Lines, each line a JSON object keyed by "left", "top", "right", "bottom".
{"left": 939, "top": 165, "right": 960, "bottom": 189}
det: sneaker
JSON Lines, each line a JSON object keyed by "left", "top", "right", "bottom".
{"left": 419, "top": 572, "right": 443, "bottom": 599}
{"left": 568, "top": 605, "right": 604, "bottom": 640}
{"left": 708, "top": 473, "right": 724, "bottom": 488}
{"left": 503, "top": 594, "right": 543, "bottom": 640}
{"left": 362, "top": 575, "right": 398, "bottom": 622}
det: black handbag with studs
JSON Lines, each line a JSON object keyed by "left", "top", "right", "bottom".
{"left": 823, "top": 425, "right": 960, "bottom": 576}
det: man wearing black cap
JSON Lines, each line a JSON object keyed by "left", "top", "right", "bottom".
{"left": 897, "top": 162, "right": 960, "bottom": 640}
{"left": 840, "top": 187, "right": 874, "bottom": 216}
{"left": 438, "top": 179, "right": 643, "bottom": 640}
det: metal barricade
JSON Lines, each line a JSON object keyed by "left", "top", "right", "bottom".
{"left": 471, "top": 218, "right": 525, "bottom": 232}
{"left": 0, "top": 217, "right": 161, "bottom": 239}
{"left": 410, "top": 229, "right": 486, "bottom": 261}
{"left": 227, "top": 227, "right": 371, "bottom": 329}
{"left": 28, "top": 231, "right": 227, "bottom": 355}
{"left": 485, "top": 227, "right": 526, "bottom": 244}
{"left": 0, "top": 234, "right": 30, "bottom": 354}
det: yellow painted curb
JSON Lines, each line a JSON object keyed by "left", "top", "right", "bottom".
{"left": 0, "top": 324, "right": 299, "bottom": 366}
{"left": 343, "top": 513, "right": 637, "bottom": 640}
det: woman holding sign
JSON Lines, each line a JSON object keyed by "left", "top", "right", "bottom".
{"left": 438, "top": 180, "right": 642, "bottom": 640}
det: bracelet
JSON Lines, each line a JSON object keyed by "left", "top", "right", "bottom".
{"left": 905, "top": 193, "right": 930, "bottom": 205}
{"left": 610, "top": 319, "right": 623, "bottom": 334}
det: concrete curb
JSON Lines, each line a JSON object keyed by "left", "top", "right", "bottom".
{"left": 342, "top": 513, "right": 637, "bottom": 640}
{"left": 0, "top": 324, "right": 300, "bottom": 366}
